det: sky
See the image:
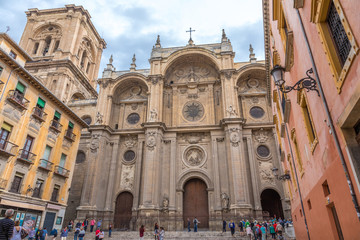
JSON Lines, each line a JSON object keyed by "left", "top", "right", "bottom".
{"left": 0, "top": 0, "right": 265, "bottom": 78}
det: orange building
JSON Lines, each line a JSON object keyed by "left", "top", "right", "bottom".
{"left": 263, "top": 0, "right": 360, "bottom": 239}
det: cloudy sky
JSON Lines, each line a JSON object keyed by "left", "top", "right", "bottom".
{"left": 0, "top": 0, "right": 264, "bottom": 77}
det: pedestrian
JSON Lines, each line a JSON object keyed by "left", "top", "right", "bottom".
{"left": 60, "top": 227, "right": 68, "bottom": 240}
{"left": 269, "top": 224, "right": 276, "bottom": 239}
{"left": 96, "top": 219, "right": 102, "bottom": 230}
{"left": 0, "top": 209, "right": 14, "bottom": 240}
{"left": 40, "top": 227, "right": 47, "bottom": 240}
{"left": 78, "top": 228, "right": 85, "bottom": 240}
{"left": 68, "top": 221, "right": 72, "bottom": 232}
{"left": 95, "top": 228, "right": 100, "bottom": 240}
{"left": 260, "top": 224, "right": 266, "bottom": 240}
{"left": 74, "top": 226, "right": 80, "bottom": 240}
{"left": 276, "top": 222, "right": 283, "bottom": 237}
{"left": 154, "top": 223, "right": 159, "bottom": 240}
{"left": 229, "top": 220, "right": 235, "bottom": 237}
{"left": 159, "top": 227, "right": 165, "bottom": 240}
{"left": 50, "top": 228, "right": 58, "bottom": 240}
{"left": 90, "top": 219, "right": 95, "bottom": 233}
{"left": 139, "top": 225, "right": 145, "bottom": 240}
{"left": 83, "top": 219, "right": 88, "bottom": 232}
{"left": 222, "top": 219, "right": 226, "bottom": 232}
{"left": 98, "top": 229, "right": 104, "bottom": 240}
{"left": 246, "top": 225, "right": 253, "bottom": 240}
{"left": 108, "top": 223, "right": 112, "bottom": 238}
{"left": 28, "top": 227, "right": 36, "bottom": 240}
{"left": 35, "top": 227, "right": 42, "bottom": 240}
{"left": 193, "top": 217, "right": 199, "bottom": 232}
{"left": 10, "top": 220, "right": 22, "bottom": 240}
{"left": 187, "top": 218, "right": 191, "bottom": 232}
{"left": 239, "top": 220, "right": 244, "bottom": 233}
{"left": 255, "top": 225, "right": 261, "bottom": 240}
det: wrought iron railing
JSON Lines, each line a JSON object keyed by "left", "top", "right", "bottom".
{"left": 0, "top": 140, "right": 19, "bottom": 157}
{"left": 7, "top": 90, "right": 30, "bottom": 110}
{"left": 49, "top": 120, "right": 63, "bottom": 133}
{"left": 31, "top": 107, "right": 48, "bottom": 122}
{"left": 38, "top": 159, "right": 54, "bottom": 171}
{"left": 64, "top": 129, "right": 76, "bottom": 142}
{"left": 17, "top": 149, "right": 36, "bottom": 164}
{"left": 54, "top": 165, "right": 70, "bottom": 178}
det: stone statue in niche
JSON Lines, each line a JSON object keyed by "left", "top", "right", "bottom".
{"left": 95, "top": 112, "right": 103, "bottom": 125}
{"left": 149, "top": 109, "right": 158, "bottom": 122}
{"left": 226, "top": 105, "right": 238, "bottom": 117}
{"left": 221, "top": 192, "right": 230, "bottom": 211}
{"left": 162, "top": 197, "right": 169, "bottom": 212}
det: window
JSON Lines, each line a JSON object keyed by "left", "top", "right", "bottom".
{"left": 20, "top": 135, "right": 34, "bottom": 160}
{"left": 328, "top": 204, "right": 344, "bottom": 239}
{"left": 80, "top": 50, "right": 87, "bottom": 68}
{"left": 50, "top": 185, "right": 60, "bottom": 202}
{"left": 65, "top": 122, "right": 74, "bottom": 139}
{"left": 9, "top": 173, "right": 23, "bottom": 193}
{"left": 354, "top": 120, "right": 360, "bottom": 145}
{"left": 52, "top": 111, "right": 61, "bottom": 127}
{"left": 291, "top": 129, "right": 304, "bottom": 174}
{"left": 40, "top": 145, "right": 52, "bottom": 169}
{"left": 0, "top": 123, "right": 12, "bottom": 150}
{"left": 59, "top": 154, "right": 66, "bottom": 168}
{"left": 9, "top": 51, "right": 17, "bottom": 59}
{"left": 310, "top": 0, "right": 359, "bottom": 92}
{"left": 307, "top": 199, "right": 312, "bottom": 210}
{"left": 32, "top": 179, "right": 44, "bottom": 198}
{"left": 322, "top": 180, "right": 331, "bottom": 196}
{"left": 34, "top": 97, "right": 46, "bottom": 118}
{"left": 287, "top": 154, "right": 297, "bottom": 190}
{"left": 33, "top": 42, "right": 39, "bottom": 54}
{"left": 82, "top": 116, "right": 91, "bottom": 125}
{"left": 86, "top": 62, "right": 90, "bottom": 74}
{"left": 0, "top": 66, "right": 3, "bottom": 77}
{"left": 43, "top": 36, "right": 51, "bottom": 56}
{"left": 54, "top": 40, "right": 60, "bottom": 51}
{"left": 76, "top": 151, "right": 86, "bottom": 164}
{"left": 298, "top": 90, "right": 318, "bottom": 152}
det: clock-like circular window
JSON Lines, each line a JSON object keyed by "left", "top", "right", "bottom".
{"left": 127, "top": 113, "right": 140, "bottom": 124}
{"left": 123, "top": 150, "right": 136, "bottom": 162}
{"left": 257, "top": 145, "right": 270, "bottom": 158}
{"left": 250, "top": 106, "right": 265, "bottom": 118}
{"left": 182, "top": 101, "right": 204, "bottom": 122}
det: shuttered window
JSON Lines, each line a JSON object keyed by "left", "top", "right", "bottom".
{"left": 68, "top": 122, "right": 74, "bottom": 129}
{"left": 54, "top": 111, "right": 61, "bottom": 120}
{"left": 16, "top": 82, "right": 26, "bottom": 93}
{"left": 37, "top": 97, "right": 46, "bottom": 108}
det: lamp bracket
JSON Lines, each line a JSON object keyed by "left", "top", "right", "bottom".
{"left": 280, "top": 68, "right": 320, "bottom": 96}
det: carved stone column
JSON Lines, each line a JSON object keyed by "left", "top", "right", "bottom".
{"left": 104, "top": 138, "right": 120, "bottom": 210}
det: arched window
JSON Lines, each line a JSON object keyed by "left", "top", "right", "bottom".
{"left": 75, "top": 151, "right": 86, "bottom": 164}
{"left": 33, "top": 42, "right": 39, "bottom": 54}
{"left": 43, "top": 36, "right": 52, "bottom": 56}
{"left": 82, "top": 116, "right": 92, "bottom": 125}
{"left": 54, "top": 40, "right": 60, "bottom": 51}
{"left": 80, "top": 50, "right": 87, "bottom": 68}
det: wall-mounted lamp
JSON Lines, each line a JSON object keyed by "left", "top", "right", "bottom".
{"left": 272, "top": 167, "right": 291, "bottom": 181}
{"left": 271, "top": 65, "right": 320, "bottom": 96}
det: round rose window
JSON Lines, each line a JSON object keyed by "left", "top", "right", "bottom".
{"left": 257, "top": 145, "right": 270, "bottom": 157}
{"left": 250, "top": 107, "right": 265, "bottom": 118}
{"left": 127, "top": 113, "right": 140, "bottom": 124}
{"left": 123, "top": 150, "right": 136, "bottom": 162}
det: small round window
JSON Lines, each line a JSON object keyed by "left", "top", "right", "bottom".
{"left": 124, "top": 150, "right": 136, "bottom": 162}
{"left": 250, "top": 107, "right": 265, "bottom": 118}
{"left": 257, "top": 145, "right": 270, "bottom": 157}
{"left": 127, "top": 113, "right": 140, "bottom": 124}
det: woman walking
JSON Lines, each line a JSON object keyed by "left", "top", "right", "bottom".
{"left": 229, "top": 220, "right": 235, "bottom": 237}
{"left": 60, "top": 227, "right": 68, "bottom": 240}
{"left": 154, "top": 223, "right": 159, "bottom": 240}
{"left": 78, "top": 228, "right": 85, "bottom": 240}
{"left": 139, "top": 225, "right": 145, "bottom": 240}
{"left": 10, "top": 220, "right": 22, "bottom": 240}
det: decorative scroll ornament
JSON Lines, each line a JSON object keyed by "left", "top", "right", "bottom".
{"left": 254, "top": 128, "right": 269, "bottom": 143}
{"left": 221, "top": 192, "right": 230, "bottom": 212}
{"left": 146, "top": 131, "right": 157, "bottom": 151}
{"left": 90, "top": 134, "right": 100, "bottom": 153}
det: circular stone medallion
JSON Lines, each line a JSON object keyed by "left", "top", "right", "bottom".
{"left": 127, "top": 113, "right": 140, "bottom": 124}
{"left": 183, "top": 146, "right": 206, "bottom": 167}
{"left": 182, "top": 101, "right": 204, "bottom": 122}
{"left": 257, "top": 145, "right": 270, "bottom": 158}
{"left": 250, "top": 106, "right": 265, "bottom": 119}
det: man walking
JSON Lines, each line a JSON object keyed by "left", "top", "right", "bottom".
{"left": 0, "top": 209, "right": 14, "bottom": 240}
{"left": 193, "top": 217, "right": 199, "bottom": 232}
{"left": 187, "top": 218, "right": 191, "bottom": 232}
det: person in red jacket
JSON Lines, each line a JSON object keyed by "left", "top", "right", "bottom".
{"left": 95, "top": 228, "right": 100, "bottom": 240}
{"left": 139, "top": 225, "right": 145, "bottom": 240}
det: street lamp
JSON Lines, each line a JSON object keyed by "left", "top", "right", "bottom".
{"left": 272, "top": 167, "right": 291, "bottom": 181}
{"left": 270, "top": 65, "right": 320, "bottom": 96}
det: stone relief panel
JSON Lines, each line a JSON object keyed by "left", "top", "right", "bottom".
{"left": 123, "top": 134, "right": 137, "bottom": 149}
{"left": 258, "top": 161, "right": 275, "bottom": 185}
{"left": 146, "top": 131, "right": 157, "bottom": 151}
{"left": 178, "top": 132, "right": 207, "bottom": 144}
{"left": 90, "top": 134, "right": 101, "bottom": 153}
{"left": 228, "top": 128, "right": 241, "bottom": 147}
{"left": 252, "top": 128, "right": 273, "bottom": 160}
{"left": 237, "top": 74, "right": 267, "bottom": 95}
{"left": 183, "top": 146, "right": 206, "bottom": 167}
{"left": 120, "top": 164, "right": 135, "bottom": 191}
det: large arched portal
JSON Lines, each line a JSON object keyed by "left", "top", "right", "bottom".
{"left": 114, "top": 192, "right": 133, "bottom": 230}
{"left": 261, "top": 189, "right": 284, "bottom": 219}
{"left": 183, "top": 178, "right": 209, "bottom": 228}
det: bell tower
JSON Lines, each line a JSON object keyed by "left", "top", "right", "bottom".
{"left": 19, "top": 4, "right": 106, "bottom": 102}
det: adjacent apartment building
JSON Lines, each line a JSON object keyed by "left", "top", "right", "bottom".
{"left": 0, "top": 33, "right": 88, "bottom": 231}
{"left": 263, "top": 0, "right": 360, "bottom": 239}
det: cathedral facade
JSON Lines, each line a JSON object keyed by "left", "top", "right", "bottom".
{"left": 17, "top": 5, "right": 289, "bottom": 231}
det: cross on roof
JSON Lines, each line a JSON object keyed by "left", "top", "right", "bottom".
{"left": 186, "top": 27, "right": 195, "bottom": 41}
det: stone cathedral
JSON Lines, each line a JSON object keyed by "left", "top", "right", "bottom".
{"left": 18, "top": 5, "right": 289, "bottom": 231}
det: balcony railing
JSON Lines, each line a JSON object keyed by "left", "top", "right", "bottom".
{"left": 31, "top": 107, "right": 48, "bottom": 122}
{"left": 7, "top": 90, "right": 30, "bottom": 110}
{"left": 0, "top": 140, "right": 19, "bottom": 157}
{"left": 64, "top": 129, "right": 76, "bottom": 142}
{"left": 54, "top": 166, "right": 70, "bottom": 178}
{"left": 38, "top": 159, "right": 54, "bottom": 171}
{"left": 0, "top": 178, "right": 8, "bottom": 189}
{"left": 49, "top": 120, "right": 63, "bottom": 133}
{"left": 17, "top": 149, "right": 36, "bottom": 164}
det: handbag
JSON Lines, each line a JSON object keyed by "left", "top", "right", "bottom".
{"left": 20, "top": 228, "right": 28, "bottom": 239}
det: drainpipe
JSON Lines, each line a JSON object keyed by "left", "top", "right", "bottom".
{"left": 295, "top": 8, "right": 360, "bottom": 219}
{"left": 0, "top": 67, "right": 19, "bottom": 102}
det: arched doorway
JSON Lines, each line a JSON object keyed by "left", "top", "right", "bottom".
{"left": 183, "top": 178, "right": 209, "bottom": 228}
{"left": 114, "top": 192, "right": 133, "bottom": 230}
{"left": 261, "top": 189, "right": 284, "bottom": 219}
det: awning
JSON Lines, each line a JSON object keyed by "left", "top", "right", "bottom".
{"left": 0, "top": 199, "right": 45, "bottom": 211}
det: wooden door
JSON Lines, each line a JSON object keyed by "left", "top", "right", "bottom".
{"left": 183, "top": 179, "right": 209, "bottom": 228}
{"left": 22, "top": 135, "right": 34, "bottom": 159}
{"left": 114, "top": 192, "right": 133, "bottom": 230}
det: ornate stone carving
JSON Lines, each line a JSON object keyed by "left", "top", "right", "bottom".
{"left": 220, "top": 192, "right": 230, "bottom": 211}
{"left": 258, "top": 161, "right": 275, "bottom": 184}
{"left": 146, "top": 131, "right": 157, "bottom": 151}
{"left": 216, "top": 137, "right": 225, "bottom": 142}
{"left": 90, "top": 134, "right": 100, "bottom": 153}
{"left": 149, "top": 109, "right": 158, "bottom": 122}
{"left": 228, "top": 128, "right": 240, "bottom": 147}
{"left": 254, "top": 128, "right": 269, "bottom": 143}
{"left": 180, "top": 133, "right": 205, "bottom": 144}
{"left": 163, "top": 140, "right": 171, "bottom": 144}
{"left": 120, "top": 165, "right": 135, "bottom": 190}
{"left": 183, "top": 146, "right": 206, "bottom": 167}
{"left": 162, "top": 197, "right": 169, "bottom": 212}
{"left": 247, "top": 79, "right": 259, "bottom": 88}
{"left": 226, "top": 105, "right": 238, "bottom": 118}
{"left": 182, "top": 101, "right": 204, "bottom": 122}
{"left": 124, "top": 135, "right": 137, "bottom": 148}
{"left": 95, "top": 112, "right": 103, "bottom": 125}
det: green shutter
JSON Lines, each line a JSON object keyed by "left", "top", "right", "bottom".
{"left": 54, "top": 111, "right": 61, "bottom": 119}
{"left": 68, "top": 122, "right": 74, "bottom": 128}
{"left": 16, "top": 82, "right": 25, "bottom": 93}
{"left": 37, "top": 97, "right": 46, "bottom": 108}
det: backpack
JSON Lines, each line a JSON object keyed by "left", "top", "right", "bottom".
{"left": 20, "top": 227, "right": 28, "bottom": 239}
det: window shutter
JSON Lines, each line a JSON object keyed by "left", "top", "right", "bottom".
{"left": 1, "top": 122, "right": 12, "bottom": 132}
{"left": 54, "top": 111, "right": 61, "bottom": 119}
{"left": 16, "top": 82, "right": 26, "bottom": 93}
{"left": 37, "top": 97, "right": 46, "bottom": 108}
{"left": 68, "top": 122, "right": 74, "bottom": 128}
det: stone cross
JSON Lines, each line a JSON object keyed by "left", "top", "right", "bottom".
{"left": 186, "top": 27, "right": 195, "bottom": 41}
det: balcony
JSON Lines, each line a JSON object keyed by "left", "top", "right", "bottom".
{"left": 64, "top": 129, "right": 76, "bottom": 142}
{"left": 31, "top": 107, "right": 48, "bottom": 122}
{"left": 0, "top": 140, "right": 18, "bottom": 157}
{"left": 38, "top": 159, "right": 54, "bottom": 171}
{"left": 54, "top": 166, "right": 70, "bottom": 178}
{"left": 17, "top": 149, "right": 36, "bottom": 164}
{"left": 49, "top": 120, "right": 63, "bottom": 133}
{"left": 6, "top": 90, "right": 29, "bottom": 110}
